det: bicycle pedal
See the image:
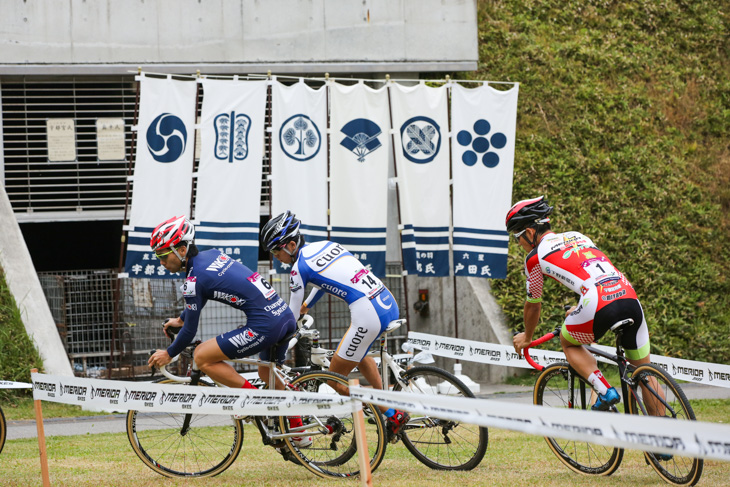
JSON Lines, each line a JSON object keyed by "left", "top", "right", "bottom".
{"left": 387, "top": 432, "right": 401, "bottom": 445}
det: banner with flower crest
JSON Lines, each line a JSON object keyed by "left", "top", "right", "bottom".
{"left": 451, "top": 83, "right": 519, "bottom": 279}
{"left": 270, "top": 80, "right": 328, "bottom": 274}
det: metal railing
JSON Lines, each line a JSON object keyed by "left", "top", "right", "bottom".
{"left": 38, "top": 262, "right": 405, "bottom": 378}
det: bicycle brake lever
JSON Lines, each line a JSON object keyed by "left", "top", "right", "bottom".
{"left": 149, "top": 350, "right": 157, "bottom": 377}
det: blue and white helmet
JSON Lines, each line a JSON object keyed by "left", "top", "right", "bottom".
{"left": 260, "top": 210, "right": 302, "bottom": 252}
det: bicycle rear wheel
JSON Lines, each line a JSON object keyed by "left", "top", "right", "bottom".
{"left": 280, "top": 370, "right": 387, "bottom": 479}
{"left": 627, "top": 364, "right": 703, "bottom": 486}
{"left": 0, "top": 406, "right": 6, "bottom": 455}
{"left": 392, "top": 365, "right": 488, "bottom": 470}
{"left": 126, "top": 379, "right": 244, "bottom": 478}
{"left": 534, "top": 363, "right": 623, "bottom": 475}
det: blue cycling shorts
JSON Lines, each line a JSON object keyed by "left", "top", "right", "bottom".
{"left": 216, "top": 317, "right": 296, "bottom": 363}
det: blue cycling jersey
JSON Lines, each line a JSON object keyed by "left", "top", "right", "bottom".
{"left": 168, "top": 249, "right": 294, "bottom": 358}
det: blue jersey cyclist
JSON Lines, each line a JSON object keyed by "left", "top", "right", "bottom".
{"left": 261, "top": 211, "right": 410, "bottom": 436}
{"left": 147, "top": 216, "right": 297, "bottom": 391}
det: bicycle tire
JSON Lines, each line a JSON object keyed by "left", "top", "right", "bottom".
{"left": 627, "top": 364, "right": 703, "bottom": 486}
{"left": 392, "top": 365, "right": 488, "bottom": 470}
{"left": 0, "top": 406, "right": 6, "bottom": 455}
{"left": 126, "top": 379, "right": 244, "bottom": 478}
{"left": 279, "top": 370, "right": 387, "bottom": 479}
{"left": 534, "top": 362, "right": 624, "bottom": 475}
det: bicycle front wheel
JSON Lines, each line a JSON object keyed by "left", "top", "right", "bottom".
{"left": 280, "top": 370, "right": 387, "bottom": 479}
{"left": 534, "top": 363, "right": 623, "bottom": 475}
{"left": 392, "top": 365, "right": 488, "bottom": 470}
{"left": 126, "top": 379, "right": 244, "bottom": 478}
{"left": 627, "top": 364, "right": 703, "bottom": 486}
{"left": 0, "top": 406, "right": 6, "bottom": 455}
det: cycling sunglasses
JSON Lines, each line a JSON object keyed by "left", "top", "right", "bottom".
{"left": 154, "top": 248, "right": 174, "bottom": 259}
{"left": 513, "top": 228, "right": 527, "bottom": 242}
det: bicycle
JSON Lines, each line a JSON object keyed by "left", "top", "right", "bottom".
{"left": 298, "top": 316, "right": 488, "bottom": 471}
{"left": 523, "top": 318, "right": 703, "bottom": 486}
{"left": 126, "top": 316, "right": 387, "bottom": 480}
{"left": 0, "top": 405, "right": 5, "bottom": 455}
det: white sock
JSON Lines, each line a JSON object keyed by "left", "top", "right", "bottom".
{"left": 587, "top": 372, "right": 608, "bottom": 395}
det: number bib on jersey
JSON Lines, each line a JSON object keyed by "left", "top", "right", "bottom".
{"left": 248, "top": 272, "right": 276, "bottom": 300}
{"left": 350, "top": 268, "right": 385, "bottom": 299}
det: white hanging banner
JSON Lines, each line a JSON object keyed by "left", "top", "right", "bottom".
{"left": 451, "top": 83, "right": 519, "bottom": 279}
{"left": 329, "top": 81, "right": 390, "bottom": 277}
{"left": 270, "top": 80, "right": 328, "bottom": 273}
{"left": 195, "top": 79, "right": 268, "bottom": 270}
{"left": 389, "top": 83, "right": 451, "bottom": 277}
{"left": 125, "top": 74, "right": 197, "bottom": 278}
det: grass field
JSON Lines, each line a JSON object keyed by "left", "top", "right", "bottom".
{"left": 1, "top": 398, "right": 728, "bottom": 487}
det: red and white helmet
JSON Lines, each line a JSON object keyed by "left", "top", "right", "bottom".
{"left": 150, "top": 216, "right": 195, "bottom": 253}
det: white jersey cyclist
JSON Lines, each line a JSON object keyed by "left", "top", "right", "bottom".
{"left": 289, "top": 240, "right": 400, "bottom": 362}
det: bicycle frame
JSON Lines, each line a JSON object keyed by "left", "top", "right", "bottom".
{"left": 524, "top": 326, "right": 679, "bottom": 418}
{"left": 156, "top": 323, "right": 328, "bottom": 445}
{"left": 299, "top": 320, "right": 410, "bottom": 391}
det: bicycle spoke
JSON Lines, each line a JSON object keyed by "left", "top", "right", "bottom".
{"left": 394, "top": 366, "right": 488, "bottom": 470}
{"left": 281, "top": 371, "right": 387, "bottom": 479}
{"left": 534, "top": 363, "right": 623, "bottom": 476}
{"left": 629, "top": 365, "right": 703, "bottom": 486}
{"left": 126, "top": 381, "right": 243, "bottom": 478}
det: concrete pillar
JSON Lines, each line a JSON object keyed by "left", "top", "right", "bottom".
{"left": 405, "top": 274, "right": 521, "bottom": 384}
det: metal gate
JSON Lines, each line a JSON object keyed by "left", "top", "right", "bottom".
{"left": 38, "top": 262, "right": 405, "bottom": 378}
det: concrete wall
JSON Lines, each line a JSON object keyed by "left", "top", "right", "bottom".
{"left": 0, "top": 185, "right": 74, "bottom": 376}
{"left": 0, "top": 0, "right": 478, "bottom": 74}
{"left": 404, "top": 274, "right": 521, "bottom": 384}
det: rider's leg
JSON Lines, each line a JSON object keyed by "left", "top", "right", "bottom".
{"left": 628, "top": 353, "right": 664, "bottom": 416}
{"left": 329, "top": 354, "right": 391, "bottom": 415}
{"left": 328, "top": 354, "right": 359, "bottom": 395}
{"left": 193, "top": 338, "right": 246, "bottom": 388}
{"left": 257, "top": 365, "right": 285, "bottom": 390}
{"left": 560, "top": 333, "right": 601, "bottom": 382}
{"left": 356, "top": 356, "right": 383, "bottom": 390}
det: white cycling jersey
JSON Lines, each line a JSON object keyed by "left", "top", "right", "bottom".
{"left": 289, "top": 240, "right": 399, "bottom": 361}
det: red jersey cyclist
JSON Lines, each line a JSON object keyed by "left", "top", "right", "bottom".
{"left": 508, "top": 196, "right": 651, "bottom": 411}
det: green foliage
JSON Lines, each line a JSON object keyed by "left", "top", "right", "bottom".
{"left": 459, "top": 0, "right": 730, "bottom": 362}
{"left": 0, "top": 266, "right": 44, "bottom": 400}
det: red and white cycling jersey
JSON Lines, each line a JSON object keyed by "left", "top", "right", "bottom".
{"left": 524, "top": 231, "right": 648, "bottom": 353}
{"left": 524, "top": 231, "right": 637, "bottom": 305}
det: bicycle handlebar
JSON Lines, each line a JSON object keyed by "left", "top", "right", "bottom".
{"left": 287, "top": 314, "right": 314, "bottom": 351}
{"left": 522, "top": 326, "right": 561, "bottom": 371}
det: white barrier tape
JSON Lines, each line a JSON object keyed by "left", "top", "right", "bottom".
{"left": 407, "top": 331, "right": 566, "bottom": 368}
{"left": 350, "top": 385, "right": 730, "bottom": 462}
{"left": 592, "top": 344, "right": 730, "bottom": 388}
{"left": 0, "top": 380, "right": 32, "bottom": 389}
{"left": 31, "top": 373, "right": 351, "bottom": 416}
{"left": 407, "top": 332, "right": 730, "bottom": 389}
